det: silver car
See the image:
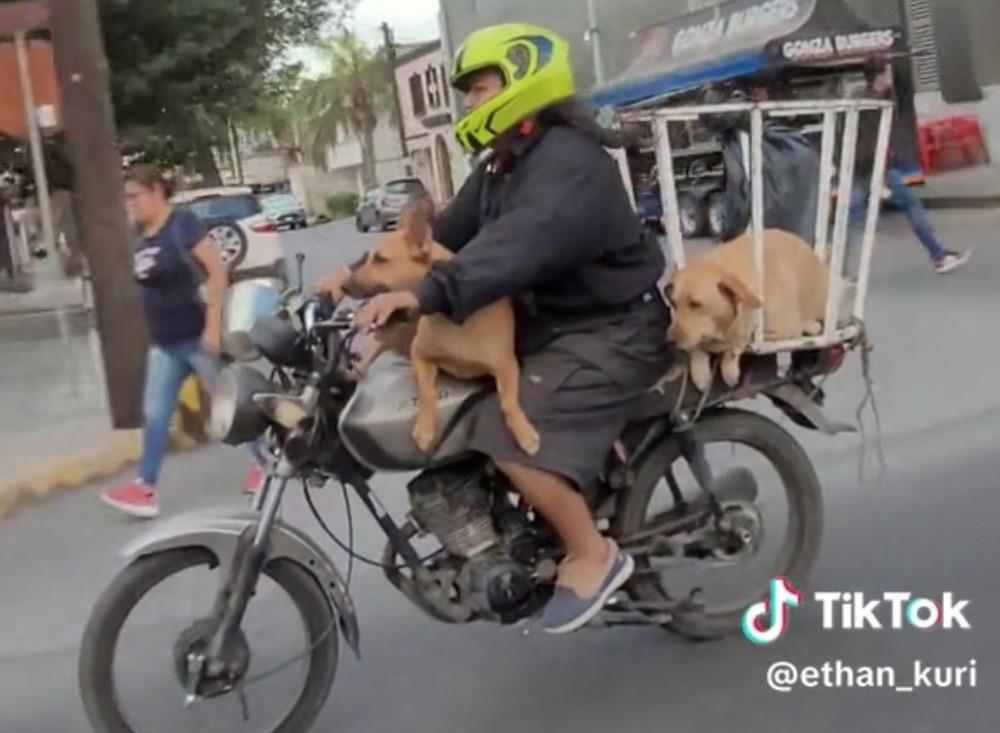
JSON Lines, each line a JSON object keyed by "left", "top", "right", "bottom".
{"left": 355, "top": 178, "right": 427, "bottom": 232}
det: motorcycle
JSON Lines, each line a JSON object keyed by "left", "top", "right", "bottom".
{"left": 78, "top": 273, "right": 851, "bottom": 732}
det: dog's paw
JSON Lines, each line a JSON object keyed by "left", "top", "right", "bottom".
{"left": 721, "top": 354, "right": 742, "bottom": 387}
{"left": 511, "top": 417, "right": 541, "bottom": 457}
{"left": 691, "top": 369, "right": 712, "bottom": 392}
{"left": 412, "top": 415, "right": 438, "bottom": 453}
{"left": 803, "top": 320, "right": 823, "bottom": 336}
{"left": 690, "top": 357, "right": 712, "bottom": 392}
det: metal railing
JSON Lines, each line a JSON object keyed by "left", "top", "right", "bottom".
{"left": 626, "top": 99, "right": 894, "bottom": 354}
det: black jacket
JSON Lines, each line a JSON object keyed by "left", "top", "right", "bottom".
{"left": 417, "top": 123, "right": 664, "bottom": 325}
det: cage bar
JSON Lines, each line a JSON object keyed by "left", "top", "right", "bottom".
{"left": 654, "top": 117, "right": 686, "bottom": 270}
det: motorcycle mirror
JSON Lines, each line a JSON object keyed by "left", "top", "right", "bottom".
{"left": 296, "top": 252, "right": 306, "bottom": 292}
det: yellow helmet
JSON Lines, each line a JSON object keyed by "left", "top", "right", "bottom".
{"left": 450, "top": 23, "right": 575, "bottom": 154}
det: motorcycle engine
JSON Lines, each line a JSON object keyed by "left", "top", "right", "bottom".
{"left": 407, "top": 458, "right": 550, "bottom": 623}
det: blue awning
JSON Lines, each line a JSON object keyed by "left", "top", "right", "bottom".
{"left": 589, "top": 50, "right": 767, "bottom": 110}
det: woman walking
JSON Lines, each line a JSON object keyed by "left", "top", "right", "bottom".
{"left": 100, "top": 166, "right": 229, "bottom": 518}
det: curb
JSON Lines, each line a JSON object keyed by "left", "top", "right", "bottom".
{"left": 0, "top": 387, "right": 210, "bottom": 522}
{"left": 920, "top": 196, "right": 1000, "bottom": 210}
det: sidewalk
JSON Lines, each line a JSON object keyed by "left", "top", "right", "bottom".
{"left": 0, "top": 261, "right": 210, "bottom": 519}
{"left": 918, "top": 163, "right": 1000, "bottom": 209}
{"left": 0, "top": 325, "right": 136, "bottom": 517}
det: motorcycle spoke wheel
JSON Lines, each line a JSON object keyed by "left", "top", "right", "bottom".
{"left": 79, "top": 549, "right": 338, "bottom": 733}
{"left": 614, "top": 409, "right": 823, "bottom": 640}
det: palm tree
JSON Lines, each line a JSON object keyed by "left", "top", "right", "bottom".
{"left": 296, "top": 31, "right": 397, "bottom": 189}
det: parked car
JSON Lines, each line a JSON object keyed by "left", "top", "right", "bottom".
{"left": 259, "top": 192, "right": 308, "bottom": 231}
{"left": 171, "top": 186, "right": 287, "bottom": 283}
{"left": 355, "top": 178, "right": 427, "bottom": 232}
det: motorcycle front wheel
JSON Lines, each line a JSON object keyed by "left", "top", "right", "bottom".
{"left": 79, "top": 548, "right": 339, "bottom": 733}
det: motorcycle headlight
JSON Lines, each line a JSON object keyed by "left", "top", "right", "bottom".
{"left": 209, "top": 365, "right": 272, "bottom": 445}
{"left": 254, "top": 394, "right": 311, "bottom": 430}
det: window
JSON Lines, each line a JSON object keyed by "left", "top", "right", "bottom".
{"left": 409, "top": 74, "right": 426, "bottom": 117}
{"left": 426, "top": 66, "right": 440, "bottom": 109}
{"left": 183, "top": 194, "right": 261, "bottom": 221}
{"left": 441, "top": 65, "right": 451, "bottom": 106}
{"left": 384, "top": 179, "right": 425, "bottom": 195}
{"left": 904, "top": 0, "right": 941, "bottom": 92}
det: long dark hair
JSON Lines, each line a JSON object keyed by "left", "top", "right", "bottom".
{"left": 538, "top": 98, "right": 629, "bottom": 149}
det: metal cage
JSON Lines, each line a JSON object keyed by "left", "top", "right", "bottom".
{"left": 625, "top": 99, "right": 894, "bottom": 355}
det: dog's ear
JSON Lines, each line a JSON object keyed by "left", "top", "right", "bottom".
{"left": 718, "top": 271, "right": 763, "bottom": 309}
{"left": 400, "top": 203, "right": 431, "bottom": 262}
{"left": 662, "top": 281, "right": 674, "bottom": 305}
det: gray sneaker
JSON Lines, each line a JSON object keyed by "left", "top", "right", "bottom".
{"left": 541, "top": 543, "right": 635, "bottom": 634}
{"left": 934, "top": 250, "right": 971, "bottom": 274}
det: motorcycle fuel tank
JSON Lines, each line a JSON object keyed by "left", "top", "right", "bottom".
{"left": 337, "top": 353, "right": 488, "bottom": 472}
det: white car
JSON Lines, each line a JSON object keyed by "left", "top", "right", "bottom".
{"left": 171, "top": 186, "right": 288, "bottom": 284}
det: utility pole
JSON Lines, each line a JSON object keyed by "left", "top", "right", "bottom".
{"left": 50, "top": 0, "right": 147, "bottom": 429}
{"left": 585, "top": 0, "right": 606, "bottom": 86}
{"left": 13, "top": 30, "right": 55, "bottom": 264}
{"left": 227, "top": 117, "right": 244, "bottom": 184}
{"left": 381, "top": 21, "right": 409, "bottom": 159}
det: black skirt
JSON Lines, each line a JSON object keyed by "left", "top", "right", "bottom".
{"left": 464, "top": 297, "right": 673, "bottom": 490}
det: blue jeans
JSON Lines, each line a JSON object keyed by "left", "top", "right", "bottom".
{"left": 139, "top": 340, "right": 220, "bottom": 486}
{"left": 850, "top": 167, "right": 949, "bottom": 262}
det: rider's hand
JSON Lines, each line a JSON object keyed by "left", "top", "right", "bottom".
{"left": 356, "top": 291, "right": 419, "bottom": 331}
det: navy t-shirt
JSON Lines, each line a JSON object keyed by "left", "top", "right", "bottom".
{"left": 133, "top": 208, "right": 208, "bottom": 346}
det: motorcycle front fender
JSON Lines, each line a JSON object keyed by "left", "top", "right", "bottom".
{"left": 121, "top": 505, "right": 360, "bottom": 657}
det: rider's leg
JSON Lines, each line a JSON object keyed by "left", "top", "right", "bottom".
{"left": 495, "top": 460, "right": 609, "bottom": 591}
{"left": 496, "top": 459, "right": 634, "bottom": 633}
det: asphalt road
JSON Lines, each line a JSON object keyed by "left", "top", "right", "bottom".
{"left": 2, "top": 212, "right": 1000, "bottom": 732}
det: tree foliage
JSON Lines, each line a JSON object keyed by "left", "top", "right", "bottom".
{"left": 295, "top": 31, "right": 397, "bottom": 189}
{"left": 98, "top": 0, "right": 348, "bottom": 178}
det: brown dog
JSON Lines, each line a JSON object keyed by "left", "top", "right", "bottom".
{"left": 343, "top": 202, "right": 540, "bottom": 456}
{"left": 665, "top": 229, "right": 830, "bottom": 391}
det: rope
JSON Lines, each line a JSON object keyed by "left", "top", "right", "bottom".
{"left": 667, "top": 353, "right": 718, "bottom": 428}
{"left": 852, "top": 320, "right": 887, "bottom": 484}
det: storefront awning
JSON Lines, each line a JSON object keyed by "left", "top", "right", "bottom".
{"left": 589, "top": 0, "right": 905, "bottom": 110}
{"left": 590, "top": 49, "right": 766, "bottom": 109}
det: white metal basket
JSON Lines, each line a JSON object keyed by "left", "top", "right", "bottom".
{"left": 625, "top": 99, "right": 894, "bottom": 356}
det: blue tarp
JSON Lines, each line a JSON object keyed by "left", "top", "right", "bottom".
{"left": 588, "top": 50, "right": 767, "bottom": 109}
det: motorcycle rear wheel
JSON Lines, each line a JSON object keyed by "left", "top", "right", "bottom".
{"left": 614, "top": 408, "right": 824, "bottom": 640}
{"left": 78, "top": 548, "right": 339, "bottom": 733}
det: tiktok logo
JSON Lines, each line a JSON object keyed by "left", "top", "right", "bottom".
{"left": 742, "top": 577, "right": 803, "bottom": 645}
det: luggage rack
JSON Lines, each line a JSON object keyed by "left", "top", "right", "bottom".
{"left": 623, "top": 99, "right": 894, "bottom": 356}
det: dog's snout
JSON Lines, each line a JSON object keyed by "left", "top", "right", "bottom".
{"left": 342, "top": 275, "right": 386, "bottom": 300}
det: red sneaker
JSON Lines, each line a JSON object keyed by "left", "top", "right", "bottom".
{"left": 242, "top": 462, "right": 264, "bottom": 495}
{"left": 100, "top": 481, "right": 160, "bottom": 519}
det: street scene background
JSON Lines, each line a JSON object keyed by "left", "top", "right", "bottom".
{"left": 2, "top": 0, "right": 1000, "bottom": 730}
{"left": 3, "top": 211, "right": 1000, "bottom": 731}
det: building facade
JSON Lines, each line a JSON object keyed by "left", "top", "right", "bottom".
{"left": 394, "top": 40, "right": 467, "bottom": 204}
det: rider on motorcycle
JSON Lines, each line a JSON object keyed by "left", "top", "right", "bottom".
{"left": 349, "top": 23, "right": 672, "bottom": 633}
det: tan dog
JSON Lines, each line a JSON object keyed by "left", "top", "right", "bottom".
{"left": 343, "top": 202, "right": 540, "bottom": 456}
{"left": 665, "top": 229, "right": 829, "bottom": 391}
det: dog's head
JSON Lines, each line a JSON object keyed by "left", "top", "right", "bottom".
{"left": 343, "top": 195, "right": 438, "bottom": 299}
{"left": 664, "top": 259, "right": 763, "bottom": 350}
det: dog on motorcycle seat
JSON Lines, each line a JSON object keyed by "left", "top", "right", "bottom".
{"left": 665, "top": 228, "right": 829, "bottom": 391}
{"left": 341, "top": 199, "right": 541, "bottom": 457}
